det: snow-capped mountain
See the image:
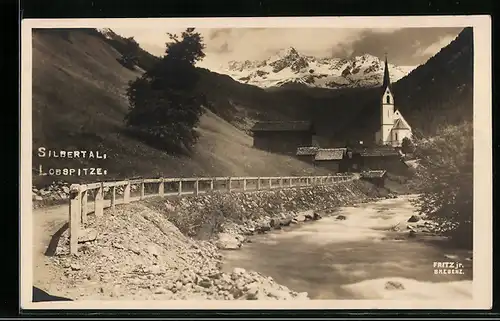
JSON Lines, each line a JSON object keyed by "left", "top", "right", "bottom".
{"left": 96, "top": 28, "right": 116, "bottom": 40}
{"left": 198, "top": 47, "right": 416, "bottom": 89}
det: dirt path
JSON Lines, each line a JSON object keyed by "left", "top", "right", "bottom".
{"left": 32, "top": 199, "right": 113, "bottom": 296}
{"left": 32, "top": 204, "right": 69, "bottom": 293}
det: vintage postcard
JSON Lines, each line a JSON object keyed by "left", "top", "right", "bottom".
{"left": 20, "top": 16, "right": 492, "bottom": 310}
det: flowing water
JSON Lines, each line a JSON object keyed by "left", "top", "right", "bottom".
{"left": 222, "top": 195, "right": 473, "bottom": 300}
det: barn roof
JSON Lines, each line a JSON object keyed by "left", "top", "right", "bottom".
{"left": 296, "top": 146, "right": 319, "bottom": 156}
{"left": 314, "top": 148, "right": 347, "bottom": 161}
{"left": 251, "top": 121, "right": 314, "bottom": 132}
{"left": 355, "top": 146, "right": 400, "bottom": 157}
{"left": 361, "top": 170, "right": 387, "bottom": 178}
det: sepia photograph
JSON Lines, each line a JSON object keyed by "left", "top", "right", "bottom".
{"left": 20, "top": 16, "right": 491, "bottom": 310}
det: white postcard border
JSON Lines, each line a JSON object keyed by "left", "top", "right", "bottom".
{"left": 20, "top": 15, "right": 492, "bottom": 310}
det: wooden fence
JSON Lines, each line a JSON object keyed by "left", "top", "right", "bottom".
{"left": 67, "top": 174, "right": 355, "bottom": 254}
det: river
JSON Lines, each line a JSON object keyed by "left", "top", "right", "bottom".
{"left": 221, "top": 195, "right": 473, "bottom": 300}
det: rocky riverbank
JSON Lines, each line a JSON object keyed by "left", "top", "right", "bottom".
{"left": 48, "top": 179, "right": 406, "bottom": 300}
{"left": 141, "top": 179, "right": 399, "bottom": 248}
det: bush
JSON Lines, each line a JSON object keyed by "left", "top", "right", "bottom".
{"left": 411, "top": 121, "right": 473, "bottom": 248}
{"left": 401, "top": 137, "right": 416, "bottom": 154}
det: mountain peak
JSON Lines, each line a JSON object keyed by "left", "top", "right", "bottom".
{"left": 269, "top": 46, "right": 301, "bottom": 63}
{"left": 210, "top": 50, "right": 416, "bottom": 89}
{"left": 283, "top": 46, "right": 299, "bottom": 55}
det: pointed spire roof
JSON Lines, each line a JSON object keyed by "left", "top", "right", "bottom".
{"left": 382, "top": 53, "right": 392, "bottom": 92}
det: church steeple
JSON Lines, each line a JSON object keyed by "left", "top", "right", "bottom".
{"left": 382, "top": 53, "right": 391, "bottom": 90}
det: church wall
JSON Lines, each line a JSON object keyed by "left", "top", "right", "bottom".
{"left": 381, "top": 125, "right": 393, "bottom": 145}
{"left": 391, "top": 128, "right": 412, "bottom": 147}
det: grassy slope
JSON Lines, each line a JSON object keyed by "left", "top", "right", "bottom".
{"left": 32, "top": 29, "right": 327, "bottom": 186}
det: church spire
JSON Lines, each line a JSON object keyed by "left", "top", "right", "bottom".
{"left": 382, "top": 53, "right": 391, "bottom": 90}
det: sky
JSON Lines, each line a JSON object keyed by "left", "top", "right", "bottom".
{"left": 111, "top": 27, "right": 464, "bottom": 68}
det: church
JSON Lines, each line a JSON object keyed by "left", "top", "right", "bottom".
{"left": 374, "top": 56, "right": 412, "bottom": 147}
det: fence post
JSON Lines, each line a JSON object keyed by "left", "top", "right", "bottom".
{"left": 243, "top": 178, "right": 247, "bottom": 191}
{"left": 69, "top": 184, "right": 81, "bottom": 255}
{"left": 257, "top": 177, "right": 261, "bottom": 190}
{"left": 210, "top": 179, "right": 214, "bottom": 191}
{"left": 158, "top": 178, "right": 164, "bottom": 196}
{"left": 140, "top": 180, "right": 145, "bottom": 200}
{"left": 94, "top": 183, "right": 103, "bottom": 217}
{"left": 228, "top": 178, "right": 232, "bottom": 192}
{"left": 289, "top": 178, "right": 293, "bottom": 187}
{"left": 194, "top": 179, "right": 199, "bottom": 195}
{"left": 124, "top": 181, "right": 131, "bottom": 203}
{"left": 81, "top": 187, "right": 88, "bottom": 225}
{"left": 111, "top": 186, "right": 116, "bottom": 210}
{"left": 279, "top": 178, "right": 283, "bottom": 188}
{"left": 178, "top": 180, "right": 183, "bottom": 195}
{"left": 269, "top": 178, "right": 272, "bottom": 189}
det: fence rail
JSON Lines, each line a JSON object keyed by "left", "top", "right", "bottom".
{"left": 67, "top": 174, "right": 356, "bottom": 254}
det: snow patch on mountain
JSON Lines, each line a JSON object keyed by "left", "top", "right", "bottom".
{"left": 197, "top": 47, "right": 416, "bottom": 89}
{"left": 96, "top": 28, "right": 116, "bottom": 40}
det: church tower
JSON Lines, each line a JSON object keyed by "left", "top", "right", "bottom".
{"left": 378, "top": 54, "right": 395, "bottom": 145}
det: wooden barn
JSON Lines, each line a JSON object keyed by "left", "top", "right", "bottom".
{"left": 354, "top": 146, "right": 407, "bottom": 173}
{"left": 313, "top": 148, "right": 350, "bottom": 173}
{"left": 296, "top": 146, "right": 319, "bottom": 164}
{"left": 360, "top": 170, "right": 387, "bottom": 187}
{"left": 251, "top": 121, "right": 316, "bottom": 155}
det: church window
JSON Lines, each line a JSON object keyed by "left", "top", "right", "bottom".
{"left": 395, "top": 132, "right": 398, "bottom": 141}
{"left": 386, "top": 95, "right": 390, "bottom": 104}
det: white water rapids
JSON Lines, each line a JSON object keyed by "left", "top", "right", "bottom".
{"left": 222, "top": 195, "right": 473, "bottom": 300}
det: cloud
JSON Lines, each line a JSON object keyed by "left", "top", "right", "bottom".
{"left": 111, "top": 27, "right": 464, "bottom": 66}
{"left": 415, "top": 34, "right": 457, "bottom": 57}
{"left": 330, "top": 28, "right": 464, "bottom": 65}
{"left": 208, "top": 28, "right": 232, "bottom": 40}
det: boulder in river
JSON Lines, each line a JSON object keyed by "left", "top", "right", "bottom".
{"left": 256, "top": 225, "right": 271, "bottom": 234}
{"left": 313, "top": 213, "right": 322, "bottom": 220}
{"left": 297, "top": 210, "right": 314, "bottom": 221}
{"left": 336, "top": 215, "right": 347, "bottom": 220}
{"left": 273, "top": 224, "right": 282, "bottom": 230}
{"left": 216, "top": 233, "right": 242, "bottom": 250}
{"left": 385, "top": 280, "right": 405, "bottom": 290}
{"left": 407, "top": 215, "right": 421, "bottom": 223}
{"left": 295, "top": 214, "right": 306, "bottom": 222}
{"left": 304, "top": 214, "right": 314, "bottom": 221}
{"left": 280, "top": 218, "right": 292, "bottom": 227}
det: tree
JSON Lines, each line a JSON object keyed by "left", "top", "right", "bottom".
{"left": 118, "top": 37, "right": 140, "bottom": 69}
{"left": 401, "top": 137, "right": 415, "bottom": 154}
{"left": 411, "top": 121, "right": 473, "bottom": 248}
{"left": 125, "top": 28, "right": 207, "bottom": 152}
